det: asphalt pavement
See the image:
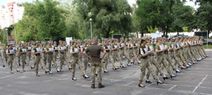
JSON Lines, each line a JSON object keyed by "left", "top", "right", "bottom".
{"left": 1, "top": 51, "right": 212, "bottom": 95}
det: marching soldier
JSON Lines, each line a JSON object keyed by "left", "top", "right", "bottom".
{"left": 32, "top": 43, "right": 43, "bottom": 76}
{"left": 138, "top": 39, "right": 162, "bottom": 88}
{"left": 53, "top": 41, "right": 58, "bottom": 66}
{"left": 102, "top": 40, "right": 111, "bottom": 73}
{"left": 45, "top": 42, "right": 54, "bottom": 74}
{"left": 57, "top": 41, "right": 66, "bottom": 72}
{"left": 18, "top": 43, "right": 28, "bottom": 72}
{"left": 79, "top": 41, "right": 89, "bottom": 78}
{"left": 0, "top": 44, "right": 6, "bottom": 67}
{"left": 6, "top": 44, "right": 16, "bottom": 74}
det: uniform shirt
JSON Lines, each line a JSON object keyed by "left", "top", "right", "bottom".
{"left": 139, "top": 46, "right": 149, "bottom": 58}
{"left": 21, "top": 48, "right": 27, "bottom": 53}
{"left": 6, "top": 47, "right": 16, "bottom": 55}
{"left": 86, "top": 45, "right": 103, "bottom": 59}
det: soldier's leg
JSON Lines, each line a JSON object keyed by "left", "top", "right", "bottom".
{"left": 102, "top": 53, "right": 109, "bottom": 73}
{"left": 0, "top": 53, "right": 6, "bottom": 67}
{"left": 190, "top": 47, "right": 198, "bottom": 62}
{"left": 200, "top": 46, "right": 207, "bottom": 57}
{"left": 97, "top": 62, "right": 104, "bottom": 88}
{"left": 47, "top": 54, "right": 53, "bottom": 73}
{"left": 164, "top": 54, "right": 176, "bottom": 75}
{"left": 179, "top": 50, "right": 188, "bottom": 67}
{"left": 91, "top": 64, "right": 96, "bottom": 88}
{"left": 172, "top": 53, "right": 181, "bottom": 72}
{"left": 53, "top": 52, "right": 58, "bottom": 65}
{"left": 35, "top": 56, "right": 41, "bottom": 76}
{"left": 155, "top": 54, "right": 165, "bottom": 77}
{"left": 162, "top": 55, "right": 172, "bottom": 76}
{"left": 8, "top": 55, "right": 13, "bottom": 73}
{"left": 159, "top": 54, "right": 171, "bottom": 78}
{"left": 133, "top": 48, "right": 139, "bottom": 64}
{"left": 151, "top": 55, "right": 163, "bottom": 76}
{"left": 128, "top": 49, "right": 134, "bottom": 66}
{"left": 82, "top": 56, "right": 89, "bottom": 78}
{"left": 138, "top": 61, "right": 147, "bottom": 87}
{"left": 146, "top": 60, "right": 162, "bottom": 84}
{"left": 71, "top": 57, "right": 77, "bottom": 80}
{"left": 30, "top": 54, "right": 34, "bottom": 69}
{"left": 169, "top": 53, "right": 178, "bottom": 70}
{"left": 199, "top": 46, "right": 206, "bottom": 58}
{"left": 175, "top": 51, "right": 186, "bottom": 69}
{"left": 119, "top": 50, "right": 126, "bottom": 68}
{"left": 21, "top": 55, "right": 27, "bottom": 72}
{"left": 111, "top": 52, "right": 118, "bottom": 70}
{"left": 114, "top": 51, "right": 121, "bottom": 68}
{"left": 57, "top": 53, "right": 64, "bottom": 72}
{"left": 124, "top": 49, "right": 131, "bottom": 64}
{"left": 78, "top": 56, "right": 89, "bottom": 79}
{"left": 194, "top": 46, "right": 201, "bottom": 61}
{"left": 187, "top": 48, "right": 195, "bottom": 65}
{"left": 43, "top": 54, "right": 47, "bottom": 67}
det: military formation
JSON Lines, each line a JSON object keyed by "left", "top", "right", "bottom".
{"left": 0, "top": 36, "right": 207, "bottom": 88}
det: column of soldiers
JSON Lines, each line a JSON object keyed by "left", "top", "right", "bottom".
{"left": 0, "top": 36, "right": 207, "bottom": 88}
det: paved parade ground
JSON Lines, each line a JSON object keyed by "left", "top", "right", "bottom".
{"left": 0, "top": 51, "right": 212, "bottom": 95}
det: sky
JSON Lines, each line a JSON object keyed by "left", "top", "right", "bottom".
{"left": 127, "top": 0, "right": 199, "bottom": 9}
{"left": 0, "top": 0, "right": 199, "bottom": 9}
{"left": 0, "top": 0, "right": 33, "bottom": 5}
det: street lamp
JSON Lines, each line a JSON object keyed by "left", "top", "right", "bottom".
{"left": 4, "top": 28, "right": 8, "bottom": 45}
{"left": 89, "top": 18, "right": 93, "bottom": 39}
{"left": 88, "top": 12, "right": 93, "bottom": 39}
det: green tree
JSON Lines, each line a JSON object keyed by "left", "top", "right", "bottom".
{"left": 136, "top": 0, "right": 173, "bottom": 36}
{"left": 15, "top": 0, "right": 66, "bottom": 41}
{"left": 135, "top": 0, "right": 194, "bottom": 37}
{"left": 195, "top": 0, "right": 212, "bottom": 33}
{"left": 171, "top": 3, "right": 195, "bottom": 32}
{"left": 61, "top": 1, "right": 92, "bottom": 39}
{"left": 73, "top": 0, "right": 132, "bottom": 38}
{"left": 0, "top": 29, "right": 4, "bottom": 43}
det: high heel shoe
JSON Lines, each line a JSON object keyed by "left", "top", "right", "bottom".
{"left": 170, "top": 74, "right": 176, "bottom": 79}
{"left": 163, "top": 77, "right": 168, "bottom": 80}
{"left": 145, "top": 80, "right": 152, "bottom": 84}
{"left": 157, "top": 81, "right": 163, "bottom": 85}
{"left": 138, "top": 83, "right": 145, "bottom": 88}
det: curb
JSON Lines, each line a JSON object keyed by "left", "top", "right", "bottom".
{"left": 205, "top": 49, "right": 212, "bottom": 51}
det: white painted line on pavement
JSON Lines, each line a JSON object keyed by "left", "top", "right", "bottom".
{"left": 192, "top": 74, "right": 208, "bottom": 93}
{"left": 0, "top": 74, "right": 14, "bottom": 80}
{"left": 168, "top": 85, "right": 176, "bottom": 91}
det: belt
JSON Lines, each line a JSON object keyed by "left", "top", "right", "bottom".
{"left": 35, "top": 54, "right": 41, "bottom": 56}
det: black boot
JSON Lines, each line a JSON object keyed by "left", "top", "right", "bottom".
{"left": 91, "top": 84, "right": 95, "bottom": 89}
{"left": 98, "top": 83, "right": 105, "bottom": 88}
{"left": 145, "top": 80, "right": 152, "bottom": 84}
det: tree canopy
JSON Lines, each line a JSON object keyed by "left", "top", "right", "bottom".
{"left": 73, "top": 0, "right": 132, "bottom": 38}
{"left": 15, "top": 0, "right": 66, "bottom": 41}
{"left": 12, "top": 0, "right": 212, "bottom": 40}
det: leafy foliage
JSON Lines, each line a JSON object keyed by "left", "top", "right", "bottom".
{"left": 73, "top": 0, "right": 132, "bottom": 38}
{"left": 15, "top": 0, "right": 66, "bottom": 41}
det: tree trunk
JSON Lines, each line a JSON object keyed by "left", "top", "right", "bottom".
{"left": 177, "top": 31, "right": 179, "bottom": 36}
{"left": 136, "top": 31, "right": 139, "bottom": 38}
{"left": 141, "top": 32, "right": 144, "bottom": 37}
